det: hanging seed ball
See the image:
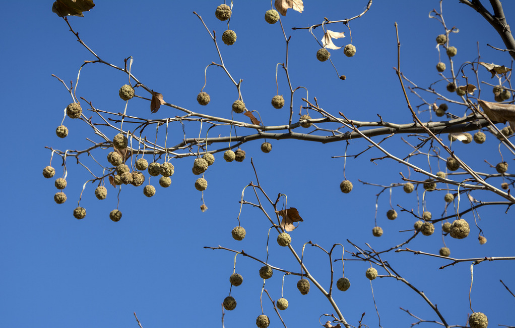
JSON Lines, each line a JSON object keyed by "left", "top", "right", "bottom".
{"left": 448, "top": 134, "right": 458, "bottom": 141}
{"left": 387, "top": 209, "right": 398, "bottom": 220}
{"left": 135, "top": 158, "right": 148, "bottom": 171}
{"left": 256, "top": 315, "right": 270, "bottom": 328}
{"left": 436, "top": 171, "right": 446, "bottom": 179}
{"left": 442, "top": 222, "right": 452, "bottom": 233}
{"left": 54, "top": 192, "right": 67, "bottom": 204}
{"left": 446, "top": 46, "right": 457, "bottom": 57}
{"left": 224, "top": 150, "right": 236, "bottom": 162}
{"left": 444, "top": 193, "right": 454, "bottom": 203}
{"left": 222, "top": 30, "right": 237, "bottom": 45}
{"left": 435, "top": 108, "right": 445, "bottom": 117}
{"left": 195, "top": 178, "right": 208, "bottom": 191}
{"left": 423, "top": 211, "right": 432, "bottom": 221}
{"left": 501, "top": 182, "right": 509, "bottom": 190}
{"left": 56, "top": 125, "right": 68, "bottom": 138}
{"left": 276, "top": 298, "right": 289, "bottom": 310}
{"left": 234, "top": 148, "right": 246, "bottom": 162}
{"left": 479, "top": 236, "right": 487, "bottom": 245}
{"left": 501, "top": 126, "right": 513, "bottom": 136}
{"left": 161, "top": 162, "right": 175, "bottom": 177}
{"left": 143, "top": 185, "right": 156, "bottom": 197}
{"left": 343, "top": 44, "right": 356, "bottom": 57}
{"left": 300, "top": 114, "right": 312, "bottom": 128}
{"left": 403, "top": 182, "right": 414, "bottom": 193}
{"left": 193, "top": 158, "right": 208, "bottom": 174}
{"left": 446, "top": 157, "right": 460, "bottom": 171}
{"left": 496, "top": 162, "right": 508, "bottom": 174}
{"left": 436, "top": 62, "right": 446, "bottom": 72}
{"left": 271, "top": 95, "right": 285, "bottom": 109}
{"left": 203, "top": 153, "right": 215, "bottom": 166}
{"left": 116, "top": 164, "right": 130, "bottom": 175}
{"left": 232, "top": 100, "right": 246, "bottom": 113}
{"left": 372, "top": 226, "right": 383, "bottom": 237}
{"left": 110, "top": 209, "right": 122, "bottom": 222}
{"left": 148, "top": 162, "right": 161, "bottom": 176}
{"left": 414, "top": 220, "right": 424, "bottom": 231}
{"left": 132, "top": 171, "right": 145, "bottom": 187}
{"left": 196, "top": 92, "right": 210, "bottom": 106}
{"left": 336, "top": 277, "right": 351, "bottom": 291}
{"left": 462, "top": 133, "right": 473, "bottom": 144}
{"left": 73, "top": 207, "right": 86, "bottom": 220}
{"left": 43, "top": 166, "right": 56, "bottom": 178}
{"left": 119, "top": 84, "right": 135, "bottom": 101}
{"left": 277, "top": 232, "right": 291, "bottom": 247}
{"left": 421, "top": 222, "right": 435, "bottom": 236}
{"left": 474, "top": 131, "right": 486, "bottom": 144}
{"left": 120, "top": 172, "right": 133, "bottom": 185}
{"left": 230, "top": 273, "right": 243, "bottom": 286}
{"left": 107, "top": 152, "right": 123, "bottom": 166}
{"left": 297, "top": 278, "right": 310, "bottom": 295}
{"left": 495, "top": 93, "right": 504, "bottom": 102}
{"left": 436, "top": 34, "right": 447, "bottom": 45}
{"left": 365, "top": 267, "right": 378, "bottom": 280}
{"left": 450, "top": 219, "right": 470, "bottom": 239}
{"left": 95, "top": 186, "right": 107, "bottom": 200}
{"left": 265, "top": 9, "right": 280, "bottom": 24}
{"left": 192, "top": 167, "right": 203, "bottom": 175}
{"left": 66, "top": 102, "right": 82, "bottom": 119}
{"left": 447, "top": 83, "right": 457, "bottom": 92}
{"left": 456, "top": 88, "right": 466, "bottom": 96}
{"left": 439, "top": 247, "right": 451, "bottom": 257}
{"left": 223, "top": 296, "right": 237, "bottom": 311}
{"left": 316, "top": 48, "right": 330, "bottom": 62}
{"left": 113, "top": 133, "right": 128, "bottom": 150}
{"left": 423, "top": 179, "right": 437, "bottom": 191}
{"left": 159, "top": 176, "right": 171, "bottom": 188}
{"left": 55, "top": 178, "right": 67, "bottom": 190}
{"left": 493, "top": 85, "right": 503, "bottom": 95}
{"left": 469, "top": 312, "right": 488, "bottom": 328}
{"left": 215, "top": 4, "right": 231, "bottom": 21}
{"left": 340, "top": 180, "right": 353, "bottom": 193}
{"left": 261, "top": 142, "right": 272, "bottom": 153}
{"left": 232, "top": 226, "right": 246, "bottom": 241}
{"left": 501, "top": 89, "right": 511, "bottom": 100}
{"left": 439, "top": 104, "right": 448, "bottom": 111}
{"left": 259, "top": 265, "right": 273, "bottom": 279}
{"left": 113, "top": 174, "right": 122, "bottom": 186}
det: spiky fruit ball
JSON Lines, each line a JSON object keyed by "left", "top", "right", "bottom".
{"left": 235, "top": 148, "right": 246, "bottom": 162}
{"left": 215, "top": 4, "right": 231, "bottom": 21}
{"left": 456, "top": 88, "right": 466, "bottom": 96}
{"left": 56, "top": 125, "right": 68, "bottom": 138}
{"left": 55, "top": 178, "right": 67, "bottom": 190}
{"left": 423, "top": 211, "right": 432, "bottom": 221}
{"left": 135, "top": 158, "right": 148, "bottom": 171}
{"left": 193, "top": 158, "right": 208, "bottom": 174}
{"left": 336, "top": 277, "right": 351, "bottom": 291}
{"left": 261, "top": 142, "right": 272, "bottom": 153}
{"left": 436, "top": 171, "right": 446, "bottom": 179}
{"left": 446, "top": 157, "right": 460, "bottom": 171}
{"left": 501, "top": 182, "right": 509, "bottom": 190}
{"left": 192, "top": 167, "right": 203, "bottom": 175}
{"left": 148, "top": 162, "right": 161, "bottom": 176}
{"left": 159, "top": 176, "right": 171, "bottom": 188}
{"left": 43, "top": 166, "right": 56, "bottom": 178}
{"left": 119, "top": 84, "right": 135, "bottom": 101}
{"left": 414, "top": 220, "right": 424, "bottom": 231}
{"left": 277, "top": 232, "right": 291, "bottom": 246}
{"left": 501, "top": 126, "right": 513, "bottom": 136}
{"left": 117, "top": 164, "right": 130, "bottom": 175}
{"left": 435, "top": 108, "right": 445, "bottom": 117}
{"left": 230, "top": 273, "right": 243, "bottom": 286}
{"left": 450, "top": 219, "right": 470, "bottom": 239}
{"left": 132, "top": 171, "right": 145, "bottom": 187}
{"left": 495, "top": 93, "right": 504, "bottom": 102}
{"left": 493, "top": 85, "right": 503, "bottom": 95}
{"left": 232, "top": 226, "right": 246, "bottom": 241}
{"left": 442, "top": 222, "right": 451, "bottom": 233}
{"left": 203, "top": 153, "right": 215, "bottom": 166}
{"left": 436, "top": 34, "right": 447, "bottom": 45}
{"left": 54, "top": 192, "right": 67, "bottom": 204}
{"left": 300, "top": 114, "right": 312, "bottom": 128}
{"left": 232, "top": 100, "right": 246, "bottom": 113}
{"left": 197, "top": 92, "right": 210, "bottom": 106}
{"left": 423, "top": 179, "right": 436, "bottom": 191}
{"left": 256, "top": 315, "right": 270, "bottom": 328}
{"left": 469, "top": 312, "right": 488, "bottom": 328}
{"left": 478, "top": 236, "right": 487, "bottom": 245}
{"left": 340, "top": 180, "right": 353, "bottom": 193}
{"left": 444, "top": 193, "right": 454, "bottom": 203}
{"left": 195, "top": 178, "right": 208, "bottom": 191}
{"left": 120, "top": 172, "right": 133, "bottom": 185}
{"left": 143, "top": 185, "right": 156, "bottom": 197}
{"left": 462, "top": 133, "right": 473, "bottom": 144}
{"left": 224, "top": 150, "right": 236, "bottom": 162}
{"left": 265, "top": 9, "right": 280, "bottom": 24}
{"left": 107, "top": 152, "right": 123, "bottom": 166}
{"left": 403, "top": 183, "right": 414, "bottom": 193}
{"left": 95, "top": 186, "right": 107, "bottom": 200}
{"left": 439, "top": 247, "right": 450, "bottom": 257}
{"left": 271, "top": 95, "right": 284, "bottom": 109}
{"left": 436, "top": 62, "right": 446, "bottom": 72}
{"left": 113, "top": 133, "right": 128, "bottom": 150}
{"left": 113, "top": 174, "right": 122, "bottom": 186}
{"left": 161, "top": 162, "right": 175, "bottom": 177}
{"left": 297, "top": 278, "right": 310, "bottom": 295}
{"left": 366, "top": 267, "right": 378, "bottom": 280}
{"left": 446, "top": 46, "right": 457, "bottom": 57}
{"left": 110, "top": 209, "right": 122, "bottom": 222}
{"left": 501, "top": 89, "right": 511, "bottom": 100}
{"left": 474, "top": 131, "right": 486, "bottom": 144}
{"left": 276, "top": 298, "right": 288, "bottom": 310}
{"left": 446, "top": 83, "right": 457, "bottom": 92}
{"left": 223, "top": 296, "right": 237, "bottom": 311}
{"left": 372, "top": 226, "right": 383, "bottom": 237}
{"left": 316, "top": 48, "right": 330, "bottom": 62}
{"left": 420, "top": 222, "right": 435, "bottom": 236}
{"left": 73, "top": 206, "right": 86, "bottom": 220}
{"left": 222, "top": 30, "right": 237, "bottom": 45}
{"left": 66, "top": 102, "right": 82, "bottom": 119}
{"left": 496, "top": 162, "right": 508, "bottom": 174}
{"left": 259, "top": 265, "right": 273, "bottom": 279}
{"left": 343, "top": 44, "right": 356, "bottom": 57}
{"left": 387, "top": 209, "right": 398, "bottom": 220}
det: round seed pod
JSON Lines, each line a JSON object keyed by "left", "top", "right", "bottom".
{"left": 66, "top": 103, "right": 82, "bottom": 119}
{"left": 343, "top": 44, "right": 356, "bottom": 57}
{"left": 54, "top": 192, "right": 67, "bottom": 204}
{"left": 446, "top": 46, "right": 457, "bottom": 57}
{"left": 423, "top": 211, "right": 432, "bottom": 221}
{"left": 461, "top": 133, "right": 473, "bottom": 144}
{"left": 366, "top": 267, "right": 378, "bottom": 280}
{"left": 340, "top": 180, "right": 353, "bottom": 193}
{"left": 300, "top": 114, "right": 312, "bottom": 128}
{"left": 132, "top": 171, "right": 145, "bottom": 187}
{"left": 387, "top": 209, "right": 398, "bottom": 220}
{"left": 203, "top": 153, "right": 215, "bottom": 166}
{"left": 423, "top": 179, "right": 437, "bottom": 191}
{"left": 113, "top": 133, "right": 128, "bottom": 150}
{"left": 55, "top": 178, "right": 67, "bottom": 190}
{"left": 436, "top": 171, "right": 446, "bottom": 179}
{"left": 495, "top": 93, "right": 505, "bottom": 102}
{"left": 436, "top": 34, "right": 447, "bottom": 45}
{"left": 336, "top": 277, "right": 351, "bottom": 291}
{"left": 435, "top": 108, "right": 445, "bottom": 117}
{"left": 446, "top": 157, "right": 460, "bottom": 171}
{"left": 501, "top": 182, "right": 509, "bottom": 190}
{"left": 265, "top": 9, "right": 280, "bottom": 24}
{"left": 195, "top": 178, "right": 208, "bottom": 191}
{"left": 95, "top": 186, "right": 107, "bottom": 200}
{"left": 271, "top": 95, "right": 284, "bottom": 109}
{"left": 496, "top": 162, "right": 508, "bottom": 174}
{"left": 469, "top": 312, "right": 488, "bottom": 328}
{"left": 193, "top": 158, "right": 208, "bottom": 174}
{"left": 161, "top": 162, "right": 175, "bottom": 177}
{"left": 421, "top": 222, "right": 435, "bottom": 236}
{"left": 120, "top": 172, "right": 133, "bottom": 185}
{"left": 372, "top": 226, "right": 383, "bottom": 237}
{"left": 224, "top": 150, "right": 236, "bottom": 162}
{"left": 456, "top": 88, "right": 466, "bottom": 96}
{"left": 107, "top": 152, "right": 123, "bottom": 166}
{"left": 501, "top": 89, "right": 511, "bottom": 100}
{"left": 119, "top": 84, "right": 135, "bottom": 101}
{"left": 113, "top": 174, "right": 122, "bottom": 186}
{"left": 73, "top": 206, "right": 86, "bottom": 220}
{"left": 215, "top": 4, "right": 231, "bottom": 21}
{"left": 135, "top": 158, "right": 148, "bottom": 171}
{"left": 439, "top": 247, "right": 450, "bottom": 257}
{"left": 56, "top": 125, "right": 68, "bottom": 138}
{"left": 442, "top": 222, "right": 451, "bottom": 233}
{"left": 110, "top": 209, "right": 122, "bottom": 222}
{"left": 116, "top": 164, "right": 130, "bottom": 175}
{"left": 148, "top": 162, "right": 161, "bottom": 176}
{"left": 223, "top": 296, "right": 236, "bottom": 311}
{"left": 444, "top": 193, "right": 454, "bottom": 203}
{"left": 235, "top": 148, "right": 246, "bottom": 162}
{"left": 230, "top": 273, "right": 243, "bottom": 286}
{"left": 436, "top": 62, "right": 446, "bottom": 72}
{"left": 316, "top": 48, "right": 330, "bottom": 62}
{"left": 474, "top": 131, "right": 486, "bottom": 144}
{"left": 143, "top": 185, "right": 156, "bottom": 197}
{"left": 414, "top": 220, "right": 424, "bottom": 231}
{"left": 261, "top": 142, "right": 272, "bottom": 153}
{"left": 478, "top": 236, "right": 487, "bottom": 245}
{"left": 232, "top": 226, "right": 246, "bottom": 241}
{"left": 43, "top": 166, "right": 56, "bottom": 178}
{"left": 446, "top": 83, "right": 457, "bottom": 92}
{"left": 501, "top": 126, "right": 513, "bottom": 136}
{"left": 196, "top": 92, "right": 210, "bottom": 106}
{"left": 276, "top": 297, "right": 288, "bottom": 310}
{"left": 297, "top": 278, "right": 310, "bottom": 295}
{"left": 259, "top": 265, "right": 273, "bottom": 279}
{"left": 438, "top": 103, "right": 449, "bottom": 111}
{"left": 159, "top": 176, "right": 171, "bottom": 188}
{"left": 277, "top": 232, "right": 291, "bottom": 246}
{"left": 403, "top": 183, "right": 414, "bottom": 193}
{"left": 222, "top": 30, "right": 237, "bottom": 45}
{"left": 232, "top": 100, "right": 246, "bottom": 113}
{"left": 256, "top": 315, "right": 270, "bottom": 328}
{"left": 450, "top": 219, "right": 470, "bottom": 239}
{"left": 493, "top": 85, "right": 503, "bottom": 95}
{"left": 192, "top": 167, "right": 203, "bottom": 175}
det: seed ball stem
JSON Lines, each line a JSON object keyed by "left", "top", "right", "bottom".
{"left": 110, "top": 209, "right": 122, "bottom": 222}
{"left": 56, "top": 125, "right": 68, "bottom": 138}
{"left": 119, "top": 84, "right": 135, "bottom": 101}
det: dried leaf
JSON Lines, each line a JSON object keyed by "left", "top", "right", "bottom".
{"left": 459, "top": 84, "right": 476, "bottom": 95}
{"left": 275, "top": 0, "right": 304, "bottom": 16}
{"left": 478, "top": 100, "right": 515, "bottom": 130}
{"left": 52, "top": 0, "right": 95, "bottom": 17}
{"left": 479, "top": 62, "right": 512, "bottom": 78}
{"left": 244, "top": 111, "right": 261, "bottom": 125}
{"left": 322, "top": 30, "right": 345, "bottom": 50}
{"left": 108, "top": 175, "right": 116, "bottom": 188}
{"left": 277, "top": 207, "right": 303, "bottom": 232}
{"left": 150, "top": 91, "right": 165, "bottom": 113}
{"left": 323, "top": 321, "right": 341, "bottom": 328}
{"left": 449, "top": 133, "right": 470, "bottom": 142}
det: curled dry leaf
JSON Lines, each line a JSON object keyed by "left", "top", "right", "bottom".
{"left": 322, "top": 30, "right": 345, "bottom": 50}
{"left": 323, "top": 321, "right": 341, "bottom": 328}
{"left": 275, "top": 0, "right": 304, "bottom": 16}
{"left": 108, "top": 175, "right": 116, "bottom": 188}
{"left": 52, "top": 0, "right": 95, "bottom": 17}
{"left": 151, "top": 91, "right": 165, "bottom": 113}
{"left": 479, "top": 62, "right": 512, "bottom": 78}
{"left": 459, "top": 84, "right": 476, "bottom": 95}
{"left": 478, "top": 100, "right": 515, "bottom": 130}
{"left": 449, "top": 133, "right": 470, "bottom": 142}
{"left": 277, "top": 207, "right": 303, "bottom": 232}
{"left": 244, "top": 111, "right": 261, "bottom": 125}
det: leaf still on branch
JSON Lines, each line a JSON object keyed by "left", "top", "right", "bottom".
{"left": 479, "top": 100, "right": 515, "bottom": 130}
{"left": 52, "top": 0, "right": 95, "bottom": 17}
{"left": 479, "top": 62, "right": 512, "bottom": 78}
{"left": 150, "top": 91, "right": 165, "bottom": 113}
{"left": 244, "top": 111, "right": 261, "bottom": 125}
{"left": 277, "top": 207, "right": 303, "bottom": 232}
{"left": 275, "top": 0, "right": 304, "bottom": 16}
{"left": 322, "top": 30, "right": 346, "bottom": 50}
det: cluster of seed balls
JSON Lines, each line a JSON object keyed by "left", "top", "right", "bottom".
{"left": 317, "top": 44, "right": 356, "bottom": 63}
{"left": 435, "top": 34, "right": 457, "bottom": 73}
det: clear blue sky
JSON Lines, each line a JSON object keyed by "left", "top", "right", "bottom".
{"left": 1, "top": 1, "right": 514, "bottom": 327}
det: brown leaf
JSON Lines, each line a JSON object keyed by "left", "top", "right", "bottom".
{"left": 478, "top": 100, "right": 515, "bottom": 130}
{"left": 52, "top": 0, "right": 95, "bottom": 17}
{"left": 323, "top": 321, "right": 341, "bottom": 328}
{"left": 459, "top": 84, "right": 476, "bottom": 95}
{"left": 275, "top": 0, "right": 304, "bottom": 16}
{"left": 479, "top": 62, "right": 512, "bottom": 78}
{"left": 244, "top": 111, "right": 261, "bottom": 125}
{"left": 277, "top": 207, "right": 303, "bottom": 232}
{"left": 322, "top": 30, "right": 345, "bottom": 50}
{"left": 115, "top": 148, "right": 132, "bottom": 163}
{"left": 449, "top": 133, "right": 470, "bottom": 142}
{"left": 108, "top": 176, "right": 116, "bottom": 188}
{"left": 150, "top": 91, "right": 165, "bottom": 113}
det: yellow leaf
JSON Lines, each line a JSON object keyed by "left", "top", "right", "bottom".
{"left": 52, "top": 0, "right": 95, "bottom": 17}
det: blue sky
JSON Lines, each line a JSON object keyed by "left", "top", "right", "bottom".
{"left": 1, "top": 1, "right": 514, "bottom": 327}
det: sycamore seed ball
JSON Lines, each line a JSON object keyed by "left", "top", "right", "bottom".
{"left": 120, "top": 172, "right": 133, "bottom": 185}
{"left": 456, "top": 88, "right": 466, "bottom": 96}
{"left": 493, "top": 85, "right": 503, "bottom": 95}
{"left": 234, "top": 148, "right": 246, "bottom": 162}
{"left": 421, "top": 222, "right": 435, "bottom": 236}
{"left": 446, "top": 46, "right": 457, "bottom": 57}
{"left": 143, "top": 185, "right": 156, "bottom": 197}
{"left": 222, "top": 30, "right": 237, "bottom": 46}
{"left": 435, "top": 108, "right": 445, "bottom": 117}
{"left": 336, "top": 277, "right": 351, "bottom": 291}
{"left": 469, "top": 312, "right": 488, "bottom": 328}
{"left": 462, "top": 133, "right": 473, "bottom": 144}
{"left": 495, "top": 93, "right": 504, "bottom": 102}
{"left": 232, "top": 100, "right": 246, "bottom": 113}
{"left": 372, "top": 226, "right": 383, "bottom": 237}
{"left": 423, "top": 179, "right": 437, "bottom": 191}
{"left": 265, "top": 9, "right": 280, "bottom": 24}
{"left": 230, "top": 273, "right": 243, "bottom": 286}
{"left": 297, "top": 278, "right": 310, "bottom": 295}
{"left": 447, "top": 83, "right": 457, "bottom": 92}
{"left": 366, "top": 267, "right": 378, "bottom": 280}
{"left": 414, "top": 220, "right": 424, "bottom": 231}
{"left": 501, "top": 182, "right": 509, "bottom": 190}
{"left": 259, "top": 265, "right": 273, "bottom": 279}
{"left": 113, "top": 174, "right": 122, "bottom": 186}
{"left": 436, "top": 62, "right": 446, "bottom": 72}
{"left": 442, "top": 222, "right": 452, "bottom": 233}
{"left": 316, "top": 48, "right": 330, "bottom": 62}
{"left": 159, "top": 176, "right": 171, "bottom": 188}
{"left": 197, "top": 92, "right": 210, "bottom": 106}
{"left": 496, "top": 162, "right": 508, "bottom": 174}
{"left": 479, "top": 236, "right": 487, "bottom": 245}
{"left": 403, "top": 183, "right": 414, "bottom": 193}
{"left": 119, "top": 84, "right": 135, "bottom": 101}
{"left": 256, "top": 315, "right": 270, "bottom": 328}
{"left": 215, "top": 4, "right": 231, "bottom": 21}
{"left": 340, "top": 180, "right": 353, "bottom": 193}
{"left": 450, "top": 219, "right": 470, "bottom": 239}
{"left": 55, "top": 178, "right": 67, "bottom": 190}
{"left": 107, "top": 152, "right": 123, "bottom": 166}
{"left": 436, "top": 34, "right": 447, "bottom": 45}
{"left": 110, "top": 209, "right": 122, "bottom": 222}
{"left": 148, "top": 162, "right": 161, "bottom": 176}
{"left": 161, "top": 162, "right": 175, "bottom": 177}
{"left": 192, "top": 167, "right": 203, "bottom": 175}
{"left": 261, "top": 142, "right": 272, "bottom": 153}
{"left": 439, "top": 247, "right": 451, "bottom": 257}
{"left": 444, "top": 193, "right": 454, "bottom": 203}
{"left": 387, "top": 209, "right": 398, "bottom": 220}
{"left": 66, "top": 102, "right": 82, "bottom": 119}
{"left": 446, "top": 157, "right": 460, "bottom": 171}
{"left": 132, "top": 172, "right": 145, "bottom": 187}
{"left": 193, "top": 158, "right": 208, "bottom": 174}
{"left": 436, "top": 171, "right": 446, "bottom": 179}
{"left": 343, "top": 44, "right": 356, "bottom": 57}
{"left": 232, "top": 226, "right": 246, "bottom": 241}
{"left": 223, "top": 296, "right": 237, "bottom": 311}
{"left": 73, "top": 206, "right": 86, "bottom": 220}
{"left": 474, "top": 131, "right": 486, "bottom": 144}
{"left": 276, "top": 298, "right": 289, "bottom": 310}
{"left": 95, "top": 186, "right": 107, "bottom": 200}
{"left": 271, "top": 95, "right": 285, "bottom": 109}
{"left": 195, "top": 178, "right": 208, "bottom": 191}
{"left": 300, "top": 114, "right": 312, "bottom": 128}
{"left": 117, "top": 164, "right": 130, "bottom": 175}
{"left": 135, "top": 158, "right": 148, "bottom": 171}
{"left": 113, "top": 133, "right": 128, "bottom": 150}
{"left": 56, "top": 125, "right": 68, "bottom": 138}
{"left": 501, "top": 89, "right": 511, "bottom": 100}
{"left": 54, "top": 192, "right": 67, "bottom": 204}
{"left": 277, "top": 232, "right": 291, "bottom": 246}
{"left": 501, "top": 126, "right": 513, "bottom": 136}
{"left": 203, "top": 153, "right": 215, "bottom": 166}
{"left": 224, "top": 150, "right": 236, "bottom": 162}
{"left": 43, "top": 166, "right": 56, "bottom": 178}
{"left": 423, "top": 211, "right": 432, "bottom": 221}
